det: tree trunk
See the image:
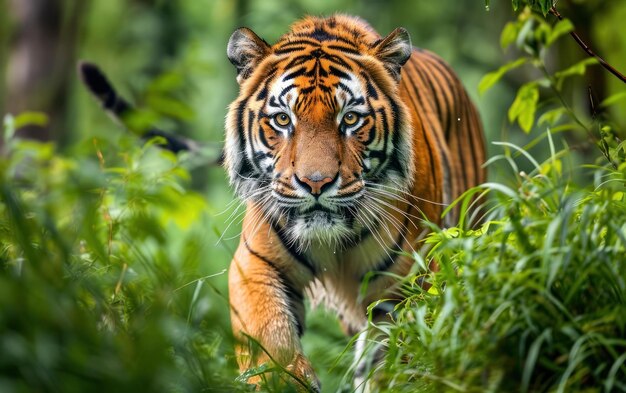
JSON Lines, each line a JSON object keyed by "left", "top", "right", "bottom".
{"left": 5, "top": 0, "right": 86, "bottom": 142}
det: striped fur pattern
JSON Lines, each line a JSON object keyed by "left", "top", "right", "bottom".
{"left": 225, "top": 15, "right": 485, "bottom": 391}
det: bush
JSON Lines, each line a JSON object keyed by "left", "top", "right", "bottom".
{"left": 374, "top": 146, "right": 626, "bottom": 392}
{"left": 0, "top": 119, "right": 246, "bottom": 393}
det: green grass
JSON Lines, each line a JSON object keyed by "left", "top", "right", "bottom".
{"left": 370, "top": 145, "right": 626, "bottom": 392}
{"left": 0, "top": 128, "right": 244, "bottom": 392}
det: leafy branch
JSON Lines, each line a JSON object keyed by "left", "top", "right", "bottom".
{"left": 549, "top": 6, "right": 626, "bottom": 85}
{"left": 480, "top": 4, "right": 625, "bottom": 169}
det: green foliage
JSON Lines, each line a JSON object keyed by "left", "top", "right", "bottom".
{"left": 480, "top": 7, "right": 603, "bottom": 144}
{"left": 478, "top": 58, "right": 527, "bottom": 95}
{"left": 0, "top": 117, "right": 248, "bottom": 392}
{"left": 508, "top": 82, "right": 539, "bottom": 133}
{"left": 509, "top": 0, "right": 555, "bottom": 15}
{"left": 375, "top": 147, "right": 626, "bottom": 392}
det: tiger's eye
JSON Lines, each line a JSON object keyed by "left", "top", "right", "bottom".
{"left": 275, "top": 112, "right": 291, "bottom": 127}
{"left": 343, "top": 112, "right": 358, "bottom": 126}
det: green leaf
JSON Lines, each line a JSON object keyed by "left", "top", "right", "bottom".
{"left": 159, "top": 191, "right": 207, "bottom": 229}
{"left": 508, "top": 82, "right": 539, "bottom": 133}
{"left": 516, "top": 18, "right": 537, "bottom": 56}
{"left": 540, "top": 158, "right": 561, "bottom": 176}
{"left": 554, "top": 58, "right": 598, "bottom": 87}
{"left": 14, "top": 111, "right": 49, "bottom": 129}
{"left": 479, "top": 58, "right": 528, "bottom": 95}
{"left": 235, "top": 363, "right": 271, "bottom": 383}
{"left": 512, "top": 0, "right": 520, "bottom": 11}
{"left": 148, "top": 71, "right": 184, "bottom": 93}
{"left": 546, "top": 19, "right": 573, "bottom": 46}
{"left": 538, "top": 107, "right": 567, "bottom": 126}
{"left": 522, "top": 0, "right": 554, "bottom": 15}
{"left": 3, "top": 114, "right": 15, "bottom": 143}
{"left": 500, "top": 22, "right": 520, "bottom": 48}
{"left": 123, "top": 109, "right": 160, "bottom": 134}
{"left": 600, "top": 91, "right": 626, "bottom": 108}
{"left": 146, "top": 95, "right": 195, "bottom": 121}
{"left": 540, "top": 0, "right": 552, "bottom": 16}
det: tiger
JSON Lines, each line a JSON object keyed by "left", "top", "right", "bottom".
{"left": 224, "top": 14, "right": 486, "bottom": 392}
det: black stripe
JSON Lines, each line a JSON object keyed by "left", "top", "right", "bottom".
{"left": 256, "top": 85, "right": 268, "bottom": 101}
{"left": 361, "top": 213, "right": 411, "bottom": 281}
{"left": 275, "top": 38, "right": 322, "bottom": 48}
{"left": 299, "top": 28, "right": 358, "bottom": 46}
{"left": 283, "top": 67, "right": 307, "bottom": 80}
{"left": 469, "top": 99, "right": 484, "bottom": 184}
{"left": 268, "top": 96, "right": 281, "bottom": 108}
{"left": 402, "top": 64, "right": 438, "bottom": 194}
{"left": 364, "top": 76, "right": 379, "bottom": 100}
{"left": 270, "top": 222, "right": 316, "bottom": 275}
{"left": 357, "top": 118, "right": 375, "bottom": 145}
{"left": 335, "top": 189, "right": 362, "bottom": 199}
{"left": 422, "top": 59, "right": 466, "bottom": 193}
{"left": 341, "top": 178, "right": 363, "bottom": 189}
{"left": 328, "top": 65, "right": 351, "bottom": 80}
{"left": 246, "top": 109, "right": 263, "bottom": 174}
{"left": 412, "top": 58, "right": 447, "bottom": 134}
{"left": 348, "top": 96, "right": 365, "bottom": 106}
{"left": 278, "top": 84, "right": 297, "bottom": 105}
{"left": 325, "top": 53, "right": 352, "bottom": 68}
{"left": 282, "top": 55, "right": 311, "bottom": 70}
{"left": 336, "top": 82, "right": 354, "bottom": 97}
{"left": 421, "top": 56, "right": 457, "bottom": 142}
{"left": 370, "top": 108, "right": 390, "bottom": 174}
{"left": 253, "top": 150, "right": 272, "bottom": 162}
{"left": 257, "top": 123, "right": 274, "bottom": 150}
{"left": 457, "top": 92, "right": 473, "bottom": 190}
{"left": 388, "top": 99, "right": 406, "bottom": 178}
{"left": 326, "top": 44, "right": 360, "bottom": 55}
{"left": 274, "top": 46, "right": 307, "bottom": 55}
{"left": 424, "top": 59, "right": 455, "bottom": 138}
{"left": 236, "top": 99, "right": 255, "bottom": 178}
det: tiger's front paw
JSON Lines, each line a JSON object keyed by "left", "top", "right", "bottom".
{"left": 287, "top": 353, "right": 321, "bottom": 393}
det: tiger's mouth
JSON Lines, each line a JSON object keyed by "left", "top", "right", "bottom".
{"left": 283, "top": 204, "right": 348, "bottom": 225}
{"left": 302, "top": 204, "right": 336, "bottom": 214}
{"left": 275, "top": 203, "right": 359, "bottom": 250}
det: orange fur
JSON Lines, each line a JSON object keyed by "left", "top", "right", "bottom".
{"left": 225, "top": 15, "right": 486, "bottom": 391}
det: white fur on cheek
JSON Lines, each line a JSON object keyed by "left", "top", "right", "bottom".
{"left": 224, "top": 100, "right": 244, "bottom": 186}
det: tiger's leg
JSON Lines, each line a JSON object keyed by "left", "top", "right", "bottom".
{"left": 229, "top": 243, "right": 319, "bottom": 392}
{"left": 352, "top": 301, "right": 398, "bottom": 393}
{"left": 353, "top": 258, "right": 438, "bottom": 391}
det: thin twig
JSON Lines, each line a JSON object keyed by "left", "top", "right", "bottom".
{"left": 550, "top": 6, "right": 626, "bottom": 84}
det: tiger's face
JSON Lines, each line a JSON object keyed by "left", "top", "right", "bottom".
{"left": 225, "top": 16, "right": 415, "bottom": 250}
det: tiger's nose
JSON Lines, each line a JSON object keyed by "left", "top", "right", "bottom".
{"left": 294, "top": 171, "right": 337, "bottom": 196}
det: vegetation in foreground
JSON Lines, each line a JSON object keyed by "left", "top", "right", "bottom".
{"left": 373, "top": 145, "right": 626, "bottom": 392}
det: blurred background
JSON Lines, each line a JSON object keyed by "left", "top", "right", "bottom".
{"left": 1, "top": 0, "right": 625, "bottom": 171}
{"left": 0, "top": 0, "right": 625, "bottom": 391}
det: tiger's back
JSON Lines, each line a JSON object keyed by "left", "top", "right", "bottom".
{"left": 400, "top": 48, "right": 486, "bottom": 226}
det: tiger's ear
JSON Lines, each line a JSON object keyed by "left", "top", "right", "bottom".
{"left": 227, "top": 27, "right": 271, "bottom": 84}
{"left": 373, "top": 27, "right": 412, "bottom": 81}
